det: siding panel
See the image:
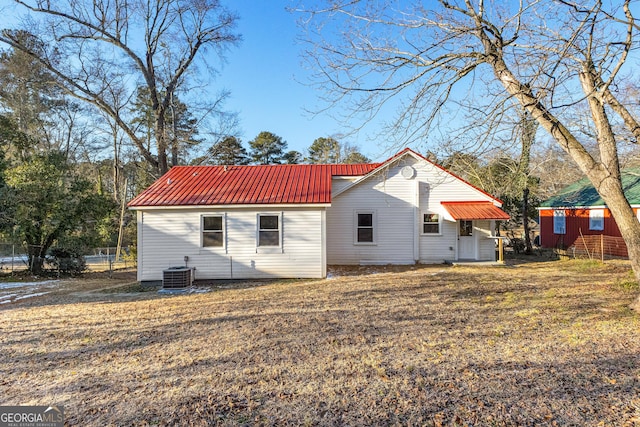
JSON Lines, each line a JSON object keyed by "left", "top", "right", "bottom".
{"left": 138, "top": 208, "right": 324, "bottom": 281}
{"left": 327, "top": 162, "right": 416, "bottom": 264}
{"left": 476, "top": 220, "right": 496, "bottom": 260}
{"left": 328, "top": 156, "right": 500, "bottom": 264}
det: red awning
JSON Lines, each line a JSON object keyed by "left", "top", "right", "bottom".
{"left": 441, "top": 201, "right": 510, "bottom": 220}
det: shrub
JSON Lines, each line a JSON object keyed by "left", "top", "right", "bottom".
{"left": 48, "top": 247, "right": 87, "bottom": 276}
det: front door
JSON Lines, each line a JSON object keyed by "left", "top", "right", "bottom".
{"left": 458, "top": 220, "right": 475, "bottom": 259}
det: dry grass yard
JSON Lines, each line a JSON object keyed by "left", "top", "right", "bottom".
{"left": 1, "top": 259, "right": 639, "bottom": 426}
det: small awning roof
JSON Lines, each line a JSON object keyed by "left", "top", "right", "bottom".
{"left": 441, "top": 201, "right": 510, "bottom": 220}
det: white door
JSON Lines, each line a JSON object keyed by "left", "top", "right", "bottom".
{"left": 458, "top": 220, "right": 475, "bottom": 259}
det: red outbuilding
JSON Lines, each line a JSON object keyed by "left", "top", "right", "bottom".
{"left": 538, "top": 170, "right": 640, "bottom": 257}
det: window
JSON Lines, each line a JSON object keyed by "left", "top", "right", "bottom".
{"left": 422, "top": 213, "right": 440, "bottom": 234}
{"left": 553, "top": 210, "right": 566, "bottom": 234}
{"left": 589, "top": 209, "right": 604, "bottom": 231}
{"left": 459, "top": 220, "right": 473, "bottom": 236}
{"left": 202, "top": 215, "right": 224, "bottom": 247}
{"left": 258, "top": 214, "right": 280, "bottom": 247}
{"left": 356, "top": 211, "right": 375, "bottom": 243}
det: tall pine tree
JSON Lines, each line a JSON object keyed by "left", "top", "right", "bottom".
{"left": 249, "top": 131, "right": 287, "bottom": 164}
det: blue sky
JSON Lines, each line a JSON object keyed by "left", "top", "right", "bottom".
{"left": 0, "top": 0, "right": 389, "bottom": 160}
{"left": 215, "top": 1, "right": 385, "bottom": 160}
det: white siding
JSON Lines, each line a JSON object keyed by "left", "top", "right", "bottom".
{"left": 137, "top": 207, "right": 325, "bottom": 281}
{"left": 136, "top": 152, "right": 502, "bottom": 280}
{"left": 476, "top": 220, "right": 497, "bottom": 261}
{"left": 327, "top": 160, "right": 417, "bottom": 265}
{"left": 415, "top": 158, "right": 498, "bottom": 262}
{"left": 328, "top": 155, "right": 500, "bottom": 264}
{"left": 419, "top": 220, "right": 457, "bottom": 263}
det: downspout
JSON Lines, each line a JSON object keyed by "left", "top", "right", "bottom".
{"left": 413, "top": 180, "right": 420, "bottom": 262}
{"left": 137, "top": 210, "right": 143, "bottom": 282}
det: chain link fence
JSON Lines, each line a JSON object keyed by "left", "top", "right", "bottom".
{"left": 0, "top": 243, "right": 28, "bottom": 273}
{"left": 0, "top": 243, "right": 136, "bottom": 274}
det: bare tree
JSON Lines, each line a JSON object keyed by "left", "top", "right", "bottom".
{"left": 299, "top": 0, "right": 640, "bottom": 310}
{"left": 0, "top": 0, "right": 240, "bottom": 176}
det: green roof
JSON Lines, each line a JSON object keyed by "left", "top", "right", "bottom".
{"left": 540, "top": 168, "right": 640, "bottom": 207}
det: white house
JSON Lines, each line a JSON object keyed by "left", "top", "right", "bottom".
{"left": 128, "top": 149, "right": 509, "bottom": 282}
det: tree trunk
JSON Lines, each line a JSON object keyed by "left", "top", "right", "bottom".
{"left": 597, "top": 177, "right": 640, "bottom": 311}
{"left": 113, "top": 131, "right": 120, "bottom": 203}
{"left": 486, "top": 49, "right": 640, "bottom": 310}
{"left": 171, "top": 139, "right": 179, "bottom": 167}
{"left": 518, "top": 110, "right": 536, "bottom": 255}
{"left": 522, "top": 187, "right": 533, "bottom": 254}
{"left": 27, "top": 245, "right": 45, "bottom": 275}
{"left": 155, "top": 109, "right": 169, "bottom": 175}
{"left": 170, "top": 98, "right": 179, "bottom": 167}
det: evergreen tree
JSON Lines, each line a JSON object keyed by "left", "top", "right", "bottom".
{"left": 0, "top": 33, "right": 76, "bottom": 160}
{"left": 249, "top": 131, "right": 287, "bottom": 164}
{"left": 283, "top": 150, "right": 303, "bottom": 164}
{"left": 342, "top": 150, "right": 370, "bottom": 164}
{"left": 0, "top": 31, "right": 55, "bottom": 136}
{"left": 205, "top": 136, "right": 250, "bottom": 165}
{"left": 307, "top": 137, "right": 340, "bottom": 163}
{"left": 306, "top": 137, "right": 370, "bottom": 164}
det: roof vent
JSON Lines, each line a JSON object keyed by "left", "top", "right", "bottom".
{"left": 401, "top": 166, "right": 416, "bottom": 179}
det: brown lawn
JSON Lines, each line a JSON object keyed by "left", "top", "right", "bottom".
{"left": 1, "top": 260, "right": 639, "bottom": 426}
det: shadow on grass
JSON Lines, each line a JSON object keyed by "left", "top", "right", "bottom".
{"left": 3, "top": 261, "right": 639, "bottom": 426}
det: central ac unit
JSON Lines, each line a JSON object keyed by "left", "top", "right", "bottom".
{"left": 162, "top": 266, "right": 194, "bottom": 289}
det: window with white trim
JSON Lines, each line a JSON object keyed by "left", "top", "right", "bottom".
{"left": 553, "top": 210, "right": 566, "bottom": 234}
{"left": 355, "top": 211, "right": 375, "bottom": 244}
{"left": 422, "top": 213, "right": 440, "bottom": 234}
{"left": 202, "top": 215, "right": 224, "bottom": 247}
{"left": 257, "top": 214, "right": 280, "bottom": 247}
{"left": 589, "top": 209, "right": 604, "bottom": 231}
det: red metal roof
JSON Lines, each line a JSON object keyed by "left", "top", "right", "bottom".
{"left": 128, "top": 149, "right": 506, "bottom": 209}
{"left": 128, "top": 163, "right": 380, "bottom": 207}
{"left": 441, "top": 201, "right": 510, "bottom": 220}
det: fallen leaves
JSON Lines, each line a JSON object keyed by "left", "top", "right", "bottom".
{"left": 0, "top": 260, "right": 639, "bottom": 426}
